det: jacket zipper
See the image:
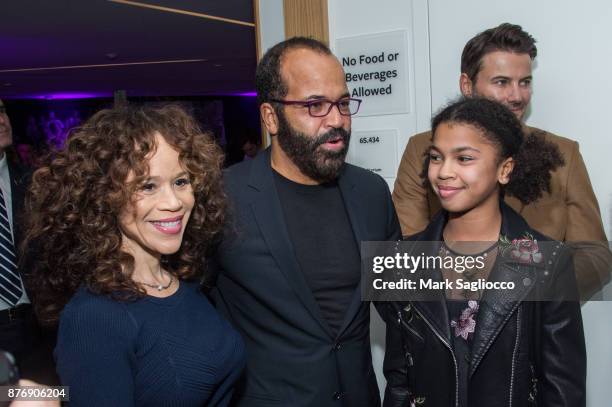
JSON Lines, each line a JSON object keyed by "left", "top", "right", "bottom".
{"left": 508, "top": 306, "right": 521, "bottom": 406}
{"left": 397, "top": 307, "right": 425, "bottom": 342}
{"left": 470, "top": 292, "right": 522, "bottom": 373}
{"left": 413, "top": 306, "right": 459, "bottom": 407}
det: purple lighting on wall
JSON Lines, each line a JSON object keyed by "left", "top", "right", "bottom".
{"left": 33, "top": 92, "right": 110, "bottom": 100}
{"left": 214, "top": 91, "right": 257, "bottom": 97}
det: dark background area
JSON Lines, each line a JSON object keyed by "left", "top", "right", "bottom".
{"left": 0, "top": 0, "right": 261, "bottom": 167}
{"left": 3, "top": 95, "right": 260, "bottom": 167}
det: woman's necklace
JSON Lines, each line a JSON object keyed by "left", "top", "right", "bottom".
{"left": 136, "top": 267, "right": 174, "bottom": 291}
{"left": 139, "top": 274, "right": 174, "bottom": 291}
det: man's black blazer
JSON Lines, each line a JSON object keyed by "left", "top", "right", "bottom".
{"left": 2, "top": 160, "right": 33, "bottom": 335}
{"left": 8, "top": 160, "right": 29, "bottom": 270}
{"left": 7, "top": 158, "right": 60, "bottom": 385}
{"left": 213, "top": 148, "right": 401, "bottom": 407}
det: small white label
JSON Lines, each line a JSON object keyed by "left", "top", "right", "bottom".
{"left": 348, "top": 129, "right": 398, "bottom": 178}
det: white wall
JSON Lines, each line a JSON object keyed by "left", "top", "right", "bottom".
{"left": 329, "top": 0, "right": 431, "bottom": 189}
{"left": 329, "top": 0, "right": 612, "bottom": 405}
{"left": 254, "top": 0, "right": 284, "bottom": 147}
{"left": 255, "top": 0, "right": 285, "bottom": 58}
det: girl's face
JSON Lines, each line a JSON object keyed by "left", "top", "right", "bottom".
{"left": 428, "top": 122, "right": 513, "bottom": 216}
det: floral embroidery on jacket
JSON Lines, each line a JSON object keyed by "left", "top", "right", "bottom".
{"left": 450, "top": 300, "right": 479, "bottom": 340}
{"left": 499, "top": 232, "right": 543, "bottom": 264}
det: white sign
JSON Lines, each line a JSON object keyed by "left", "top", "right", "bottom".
{"left": 347, "top": 129, "right": 398, "bottom": 178}
{"left": 336, "top": 30, "right": 410, "bottom": 117}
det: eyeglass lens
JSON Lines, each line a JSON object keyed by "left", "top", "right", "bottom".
{"left": 309, "top": 99, "right": 360, "bottom": 117}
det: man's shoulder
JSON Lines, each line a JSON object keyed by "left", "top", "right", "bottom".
{"left": 527, "top": 126, "right": 578, "bottom": 151}
{"left": 224, "top": 157, "right": 255, "bottom": 182}
{"left": 7, "top": 159, "right": 32, "bottom": 183}
{"left": 222, "top": 157, "right": 260, "bottom": 197}
{"left": 399, "top": 131, "right": 432, "bottom": 161}
{"left": 409, "top": 130, "right": 432, "bottom": 147}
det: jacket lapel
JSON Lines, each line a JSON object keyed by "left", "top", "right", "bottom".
{"left": 8, "top": 161, "right": 27, "bottom": 247}
{"left": 248, "top": 149, "right": 333, "bottom": 337}
{"left": 469, "top": 261, "right": 536, "bottom": 376}
{"left": 410, "top": 211, "right": 452, "bottom": 344}
{"left": 469, "top": 203, "right": 539, "bottom": 376}
{"left": 334, "top": 167, "right": 367, "bottom": 337}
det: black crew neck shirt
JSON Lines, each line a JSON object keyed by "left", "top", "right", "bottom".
{"left": 273, "top": 170, "right": 361, "bottom": 337}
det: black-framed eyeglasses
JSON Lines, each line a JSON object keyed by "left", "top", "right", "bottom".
{"left": 271, "top": 97, "right": 362, "bottom": 117}
{"left": 0, "top": 106, "right": 6, "bottom": 114}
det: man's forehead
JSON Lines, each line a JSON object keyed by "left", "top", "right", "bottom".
{"left": 286, "top": 47, "right": 343, "bottom": 69}
{"left": 283, "top": 46, "right": 328, "bottom": 62}
{"left": 281, "top": 48, "right": 347, "bottom": 95}
{"left": 480, "top": 51, "right": 532, "bottom": 72}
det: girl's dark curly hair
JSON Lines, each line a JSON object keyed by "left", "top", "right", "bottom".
{"left": 23, "top": 104, "right": 226, "bottom": 325}
{"left": 422, "top": 97, "right": 564, "bottom": 204}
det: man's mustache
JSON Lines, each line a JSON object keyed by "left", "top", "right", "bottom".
{"left": 507, "top": 101, "right": 525, "bottom": 109}
{"left": 314, "top": 128, "right": 350, "bottom": 147}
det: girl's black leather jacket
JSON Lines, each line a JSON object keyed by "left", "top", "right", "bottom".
{"left": 377, "top": 203, "right": 586, "bottom": 407}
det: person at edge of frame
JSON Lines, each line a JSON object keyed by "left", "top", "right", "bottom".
{"left": 379, "top": 97, "right": 585, "bottom": 407}
{"left": 391, "top": 23, "right": 611, "bottom": 300}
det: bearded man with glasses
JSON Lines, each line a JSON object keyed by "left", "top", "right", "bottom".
{"left": 211, "top": 37, "right": 401, "bottom": 407}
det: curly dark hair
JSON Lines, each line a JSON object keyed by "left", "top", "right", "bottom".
{"left": 23, "top": 104, "right": 226, "bottom": 325}
{"left": 255, "top": 36, "right": 331, "bottom": 107}
{"left": 423, "top": 97, "right": 564, "bottom": 204}
{"left": 461, "top": 23, "right": 537, "bottom": 82}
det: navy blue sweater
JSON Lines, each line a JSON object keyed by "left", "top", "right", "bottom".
{"left": 56, "top": 280, "right": 245, "bottom": 406}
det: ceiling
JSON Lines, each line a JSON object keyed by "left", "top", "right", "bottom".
{"left": 0, "top": 0, "right": 257, "bottom": 99}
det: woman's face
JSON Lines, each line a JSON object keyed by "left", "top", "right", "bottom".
{"left": 119, "top": 133, "right": 194, "bottom": 258}
{"left": 428, "top": 122, "right": 513, "bottom": 215}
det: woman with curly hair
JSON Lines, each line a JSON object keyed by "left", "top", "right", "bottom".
{"left": 379, "top": 98, "right": 585, "bottom": 406}
{"left": 24, "top": 104, "right": 245, "bottom": 406}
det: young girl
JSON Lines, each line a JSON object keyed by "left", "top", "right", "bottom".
{"left": 380, "top": 98, "right": 585, "bottom": 407}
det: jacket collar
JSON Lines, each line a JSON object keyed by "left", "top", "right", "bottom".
{"left": 416, "top": 198, "right": 535, "bottom": 241}
{"left": 7, "top": 160, "right": 28, "bottom": 245}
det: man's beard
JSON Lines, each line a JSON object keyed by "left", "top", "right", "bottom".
{"left": 276, "top": 110, "right": 350, "bottom": 183}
